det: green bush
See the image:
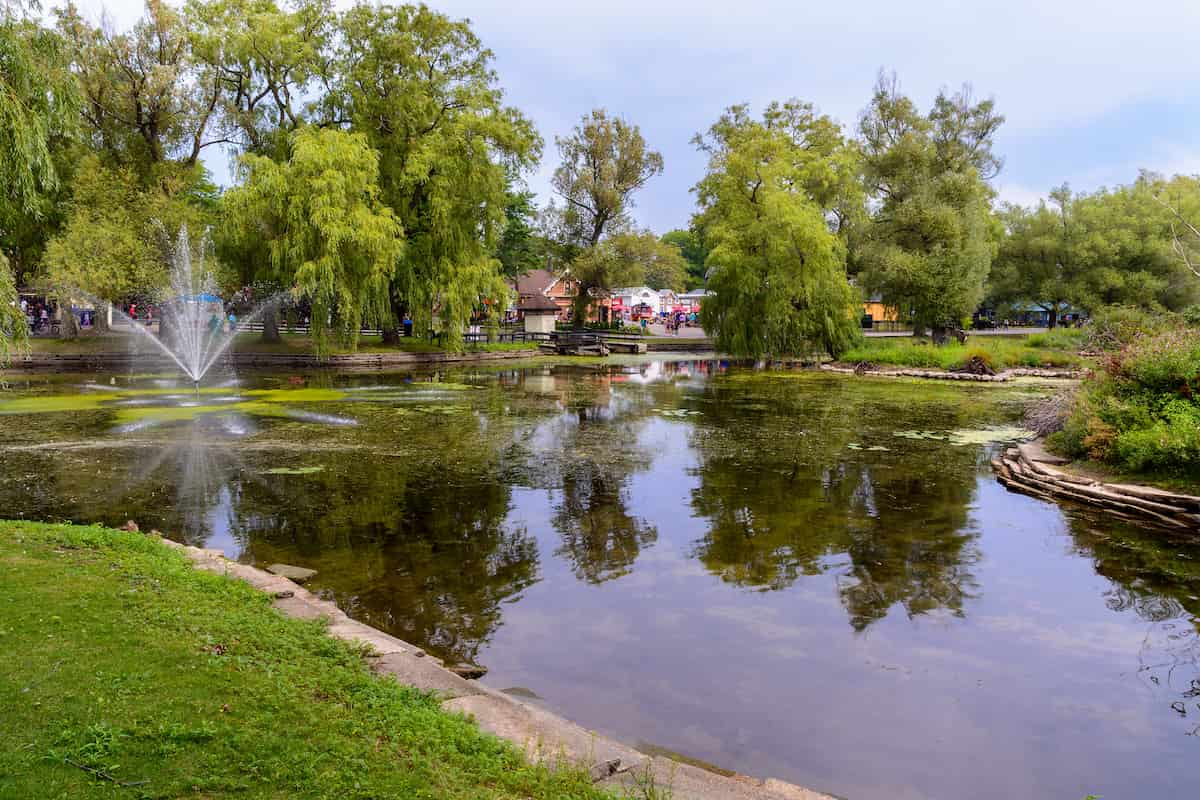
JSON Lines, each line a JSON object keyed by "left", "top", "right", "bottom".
{"left": 1083, "top": 306, "right": 1175, "bottom": 351}
{"left": 1113, "top": 400, "right": 1200, "bottom": 473}
{"left": 1183, "top": 305, "right": 1200, "bottom": 327}
{"left": 1055, "top": 329, "right": 1200, "bottom": 476}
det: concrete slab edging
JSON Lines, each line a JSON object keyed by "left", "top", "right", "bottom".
{"left": 9, "top": 349, "right": 539, "bottom": 371}
{"left": 158, "top": 538, "right": 836, "bottom": 800}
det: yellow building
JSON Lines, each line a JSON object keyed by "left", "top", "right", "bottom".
{"left": 863, "top": 294, "right": 900, "bottom": 324}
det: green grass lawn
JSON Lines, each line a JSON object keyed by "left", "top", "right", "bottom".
{"left": 841, "top": 333, "right": 1085, "bottom": 371}
{"left": 23, "top": 333, "right": 538, "bottom": 357}
{"left": 231, "top": 333, "right": 538, "bottom": 356}
{"left": 25, "top": 335, "right": 130, "bottom": 353}
{"left": 0, "top": 521, "right": 607, "bottom": 800}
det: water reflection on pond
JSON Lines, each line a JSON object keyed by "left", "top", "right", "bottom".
{"left": 1, "top": 358, "right": 1198, "bottom": 800}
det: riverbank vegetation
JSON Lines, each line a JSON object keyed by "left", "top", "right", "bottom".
{"left": 1051, "top": 329, "right": 1200, "bottom": 478}
{"left": 0, "top": 520, "right": 609, "bottom": 799}
{"left": 840, "top": 335, "right": 1082, "bottom": 372}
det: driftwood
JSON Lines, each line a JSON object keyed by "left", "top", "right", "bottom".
{"left": 993, "top": 441, "right": 1200, "bottom": 530}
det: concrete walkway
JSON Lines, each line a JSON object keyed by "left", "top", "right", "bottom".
{"left": 160, "top": 538, "right": 834, "bottom": 800}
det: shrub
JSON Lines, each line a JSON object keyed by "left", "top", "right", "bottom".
{"left": 1055, "top": 329, "right": 1200, "bottom": 476}
{"left": 1113, "top": 330, "right": 1200, "bottom": 397}
{"left": 1082, "top": 306, "right": 1174, "bottom": 351}
{"left": 1183, "top": 305, "right": 1200, "bottom": 327}
{"left": 1113, "top": 400, "right": 1200, "bottom": 473}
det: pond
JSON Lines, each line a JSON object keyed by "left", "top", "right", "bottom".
{"left": 1, "top": 356, "right": 1198, "bottom": 800}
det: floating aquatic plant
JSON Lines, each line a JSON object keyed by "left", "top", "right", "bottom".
{"left": 892, "top": 427, "right": 1035, "bottom": 446}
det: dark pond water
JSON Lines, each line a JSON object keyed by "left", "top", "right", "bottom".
{"left": 2, "top": 357, "right": 1199, "bottom": 800}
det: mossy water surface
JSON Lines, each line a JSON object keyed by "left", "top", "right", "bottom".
{"left": 0, "top": 359, "right": 1195, "bottom": 800}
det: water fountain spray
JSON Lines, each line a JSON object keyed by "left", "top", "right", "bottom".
{"left": 88, "top": 224, "right": 284, "bottom": 385}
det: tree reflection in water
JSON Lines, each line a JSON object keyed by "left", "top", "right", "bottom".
{"left": 518, "top": 370, "right": 660, "bottom": 584}
{"left": 688, "top": 374, "right": 983, "bottom": 631}
{"left": 1065, "top": 511, "right": 1200, "bottom": 732}
{"left": 235, "top": 407, "right": 540, "bottom": 665}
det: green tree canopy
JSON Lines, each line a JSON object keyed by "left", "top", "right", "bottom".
{"left": 856, "top": 74, "right": 1001, "bottom": 340}
{"left": 187, "top": 0, "right": 331, "bottom": 160}
{"left": 638, "top": 233, "right": 689, "bottom": 292}
{"left": 989, "top": 178, "right": 1200, "bottom": 320}
{"left": 693, "top": 103, "right": 862, "bottom": 359}
{"left": 223, "top": 126, "right": 403, "bottom": 354}
{"left": 495, "top": 187, "right": 541, "bottom": 279}
{"left": 42, "top": 156, "right": 217, "bottom": 330}
{"left": 42, "top": 157, "right": 165, "bottom": 315}
{"left": 1, "top": 4, "right": 79, "bottom": 359}
{"left": 551, "top": 108, "right": 663, "bottom": 249}
{"left": 1154, "top": 174, "right": 1200, "bottom": 283}
{"left": 55, "top": 0, "right": 222, "bottom": 170}
{"left": 661, "top": 228, "right": 708, "bottom": 288}
{"left": 988, "top": 187, "right": 1076, "bottom": 327}
{"left": 565, "top": 231, "right": 656, "bottom": 322}
{"left": 328, "top": 1, "right": 540, "bottom": 344}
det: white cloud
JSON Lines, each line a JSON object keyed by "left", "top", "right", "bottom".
{"left": 996, "top": 183, "right": 1049, "bottom": 209}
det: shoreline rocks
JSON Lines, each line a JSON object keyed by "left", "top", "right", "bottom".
{"left": 265, "top": 563, "right": 318, "bottom": 583}
{"left": 822, "top": 363, "right": 1081, "bottom": 382}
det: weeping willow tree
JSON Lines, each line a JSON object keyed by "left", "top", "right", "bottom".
{"left": 329, "top": 3, "right": 540, "bottom": 347}
{"left": 694, "top": 103, "right": 862, "bottom": 359}
{"left": 0, "top": 4, "right": 79, "bottom": 362}
{"left": 223, "top": 126, "right": 403, "bottom": 356}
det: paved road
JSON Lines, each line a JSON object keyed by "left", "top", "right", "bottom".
{"left": 644, "top": 323, "right": 709, "bottom": 338}
{"left": 864, "top": 327, "right": 1049, "bottom": 338}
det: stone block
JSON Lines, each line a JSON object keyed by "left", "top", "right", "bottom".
{"left": 371, "top": 652, "right": 482, "bottom": 699}
{"left": 265, "top": 563, "right": 317, "bottom": 583}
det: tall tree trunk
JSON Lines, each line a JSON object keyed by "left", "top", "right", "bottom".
{"left": 571, "top": 284, "right": 591, "bottom": 329}
{"left": 1047, "top": 305, "right": 1059, "bottom": 329}
{"left": 931, "top": 325, "right": 949, "bottom": 346}
{"left": 261, "top": 305, "right": 281, "bottom": 343}
{"left": 60, "top": 308, "right": 79, "bottom": 340}
{"left": 381, "top": 297, "right": 407, "bottom": 345}
{"left": 94, "top": 303, "right": 110, "bottom": 334}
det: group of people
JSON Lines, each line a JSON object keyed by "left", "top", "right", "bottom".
{"left": 664, "top": 311, "right": 695, "bottom": 334}
{"left": 208, "top": 309, "right": 238, "bottom": 334}
{"left": 18, "top": 298, "right": 53, "bottom": 333}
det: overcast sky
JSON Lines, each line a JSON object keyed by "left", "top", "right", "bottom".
{"left": 63, "top": 0, "right": 1200, "bottom": 233}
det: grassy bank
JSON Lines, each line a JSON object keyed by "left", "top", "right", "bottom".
{"left": 840, "top": 332, "right": 1084, "bottom": 371}
{"left": 22, "top": 332, "right": 539, "bottom": 357}
{"left": 0, "top": 521, "right": 607, "bottom": 799}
